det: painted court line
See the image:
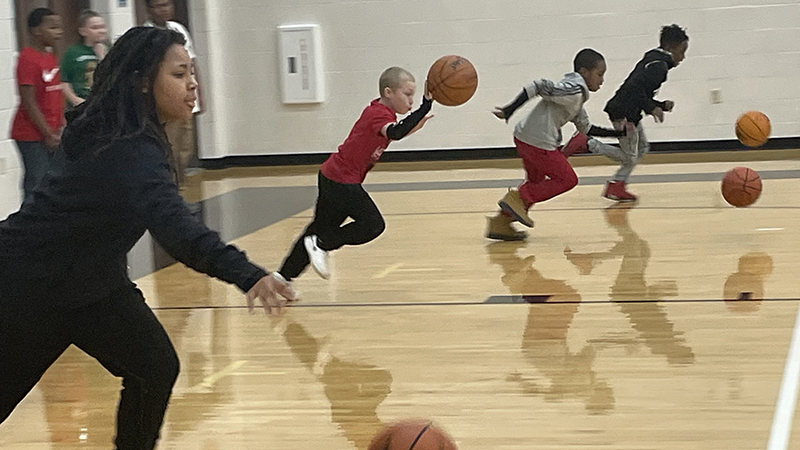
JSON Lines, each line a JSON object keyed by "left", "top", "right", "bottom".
{"left": 373, "top": 262, "right": 405, "bottom": 279}
{"left": 152, "top": 297, "right": 800, "bottom": 311}
{"left": 196, "top": 360, "right": 248, "bottom": 389}
{"left": 767, "top": 302, "right": 800, "bottom": 450}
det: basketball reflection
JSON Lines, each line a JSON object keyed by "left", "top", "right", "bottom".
{"left": 566, "top": 205, "right": 694, "bottom": 366}
{"left": 723, "top": 252, "right": 773, "bottom": 313}
{"left": 486, "top": 242, "right": 615, "bottom": 415}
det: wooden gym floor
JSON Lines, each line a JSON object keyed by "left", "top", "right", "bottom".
{"left": 3, "top": 151, "right": 800, "bottom": 449}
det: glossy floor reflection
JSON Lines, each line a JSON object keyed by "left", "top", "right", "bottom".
{"left": 2, "top": 303, "right": 796, "bottom": 449}
{"left": 3, "top": 158, "right": 800, "bottom": 449}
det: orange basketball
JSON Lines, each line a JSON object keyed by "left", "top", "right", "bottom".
{"left": 368, "top": 420, "right": 458, "bottom": 450}
{"left": 426, "top": 55, "right": 478, "bottom": 107}
{"left": 721, "top": 166, "right": 762, "bottom": 207}
{"left": 735, "top": 111, "right": 771, "bottom": 148}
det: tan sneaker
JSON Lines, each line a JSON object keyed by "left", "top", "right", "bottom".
{"left": 497, "top": 189, "right": 534, "bottom": 227}
{"left": 485, "top": 213, "right": 528, "bottom": 241}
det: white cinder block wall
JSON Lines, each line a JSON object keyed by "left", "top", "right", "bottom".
{"left": 1, "top": 1, "right": 799, "bottom": 217}
{"left": 192, "top": 0, "right": 800, "bottom": 159}
{"left": 91, "top": 0, "right": 135, "bottom": 42}
{"left": 0, "top": 0, "right": 20, "bottom": 220}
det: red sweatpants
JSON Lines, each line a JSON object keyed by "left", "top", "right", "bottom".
{"left": 515, "top": 137, "right": 579, "bottom": 208}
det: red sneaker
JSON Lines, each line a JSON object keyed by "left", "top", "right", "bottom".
{"left": 561, "top": 132, "right": 590, "bottom": 157}
{"left": 603, "top": 181, "right": 637, "bottom": 202}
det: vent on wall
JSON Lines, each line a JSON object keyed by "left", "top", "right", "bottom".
{"left": 277, "top": 24, "right": 324, "bottom": 104}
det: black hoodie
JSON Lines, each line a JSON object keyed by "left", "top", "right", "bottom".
{"left": 0, "top": 132, "right": 267, "bottom": 311}
{"left": 604, "top": 48, "right": 676, "bottom": 124}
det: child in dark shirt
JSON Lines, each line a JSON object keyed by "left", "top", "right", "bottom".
{"left": 565, "top": 25, "right": 689, "bottom": 202}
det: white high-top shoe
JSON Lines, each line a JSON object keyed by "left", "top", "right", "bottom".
{"left": 303, "top": 235, "right": 330, "bottom": 279}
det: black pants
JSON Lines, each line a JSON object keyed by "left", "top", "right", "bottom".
{"left": 0, "top": 286, "right": 179, "bottom": 450}
{"left": 279, "top": 172, "right": 385, "bottom": 280}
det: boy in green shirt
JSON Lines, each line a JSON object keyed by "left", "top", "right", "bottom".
{"left": 61, "top": 10, "right": 108, "bottom": 107}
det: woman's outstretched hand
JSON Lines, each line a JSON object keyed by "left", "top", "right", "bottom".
{"left": 246, "top": 273, "right": 298, "bottom": 316}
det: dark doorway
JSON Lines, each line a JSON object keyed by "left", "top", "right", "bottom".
{"left": 134, "top": 0, "right": 191, "bottom": 28}
{"left": 13, "top": 0, "right": 91, "bottom": 57}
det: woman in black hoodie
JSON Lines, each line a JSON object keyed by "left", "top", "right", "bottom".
{"left": 0, "top": 27, "right": 296, "bottom": 449}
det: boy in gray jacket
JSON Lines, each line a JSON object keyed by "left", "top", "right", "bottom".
{"left": 487, "top": 49, "right": 627, "bottom": 241}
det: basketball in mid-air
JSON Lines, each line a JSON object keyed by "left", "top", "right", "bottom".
{"left": 426, "top": 55, "right": 478, "bottom": 107}
{"left": 735, "top": 111, "right": 771, "bottom": 148}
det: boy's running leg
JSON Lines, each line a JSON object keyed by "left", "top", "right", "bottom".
{"left": 279, "top": 173, "right": 347, "bottom": 280}
{"left": 604, "top": 123, "right": 647, "bottom": 202}
{"left": 498, "top": 138, "right": 539, "bottom": 228}
{"left": 304, "top": 181, "right": 384, "bottom": 279}
{"left": 319, "top": 180, "right": 385, "bottom": 249}
{"left": 498, "top": 189, "right": 534, "bottom": 228}
{"left": 518, "top": 144, "right": 579, "bottom": 204}
{"left": 562, "top": 132, "right": 590, "bottom": 157}
{"left": 586, "top": 120, "right": 636, "bottom": 165}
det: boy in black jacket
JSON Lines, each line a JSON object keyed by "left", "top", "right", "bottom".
{"left": 563, "top": 24, "right": 689, "bottom": 202}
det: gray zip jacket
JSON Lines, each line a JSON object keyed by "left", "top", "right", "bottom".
{"left": 513, "top": 72, "right": 591, "bottom": 151}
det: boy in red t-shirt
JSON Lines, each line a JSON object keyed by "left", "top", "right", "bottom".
{"left": 278, "top": 67, "right": 433, "bottom": 282}
{"left": 11, "top": 8, "right": 64, "bottom": 201}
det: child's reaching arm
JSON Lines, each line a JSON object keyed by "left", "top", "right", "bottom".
{"left": 588, "top": 125, "right": 629, "bottom": 137}
{"left": 572, "top": 108, "right": 631, "bottom": 138}
{"left": 382, "top": 96, "right": 434, "bottom": 141}
{"left": 493, "top": 89, "right": 530, "bottom": 122}
{"left": 529, "top": 78, "right": 584, "bottom": 107}
{"left": 493, "top": 78, "right": 584, "bottom": 122}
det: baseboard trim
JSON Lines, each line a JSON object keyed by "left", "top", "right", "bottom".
{"left": 200, "top": 136, "right": 800, "bottom": 169}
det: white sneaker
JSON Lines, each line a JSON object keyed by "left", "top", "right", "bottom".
{"left": 303, "top": 235, "right": 330, "bottom": 279}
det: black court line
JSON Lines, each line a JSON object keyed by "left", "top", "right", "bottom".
{"left": 150, "top": 297, "right": 800, "bottom": 311}
{"left": 363, "top": 169, "right": 800, "bottom": 192}
{"left": 285, "top": 204, "right": 800, "bottom": 220}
